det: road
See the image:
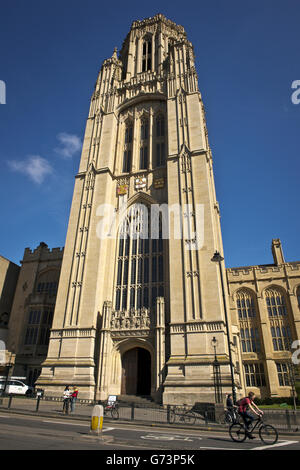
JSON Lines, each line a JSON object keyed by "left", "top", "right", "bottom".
{"left": 0, "top": 412, "right": 299, "bottom": 453}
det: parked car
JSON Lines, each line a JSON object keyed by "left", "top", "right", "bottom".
{"left": 0, "top": 379, "right": 34, "bottom": 396}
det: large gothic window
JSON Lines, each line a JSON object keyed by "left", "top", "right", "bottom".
{"left": 142, "top": 39, "right": 152, "bottom": 72}
{"left": 139, "top": 118, "right": 149, "bottom": 170}
{"left": 114, "top": 204, "right": 164, "bottom": 311}
{"left": 244, "top": 363, "right": 266, "bottom": 387}
{"left": 265, "top": 288, "right": 292, "bottom": 351}
{"left": 122, "top": 122, "right": 133, "bottom": 173}
{"left": 276, "top": 362, "right": 290, "bottom": 386}
{"left": 155, "top": 115, "right": 165, "bottom": 167}
{"left": 24, "top": 309, "right": 54, "bottom": 346}
{"left": 236, "top": 289, "right": 261, "bottom": 353}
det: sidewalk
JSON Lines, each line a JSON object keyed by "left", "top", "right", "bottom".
{"left": 0, "top": 396, "right": 299, "bottom": 437}
{"left": 0, "top": 396, "right": 229, "bottom": 432}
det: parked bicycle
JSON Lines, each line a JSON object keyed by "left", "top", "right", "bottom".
{"left": 229, "top": 414, "right": 278, "bottom": 444}
{"left": 169, "top": 405, "right": 197, "bottom": 425}
{"left": 103, "top": 398, "right": 119, "bottom": 420}
{"left": 222, "top": 406, "right": 240, "bottom": 425}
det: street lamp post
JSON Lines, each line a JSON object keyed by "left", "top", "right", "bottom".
{"left": 2, "top": 353, "right": 13, "bottom": 396}
{"left": 211, "top": 336, "right": 223, "bottom": 403}
{"left": 211, "top": 251, "right": 236, "bottom": 404}
{"left": 288, "top": 359, "right": 297, "bottom": 412}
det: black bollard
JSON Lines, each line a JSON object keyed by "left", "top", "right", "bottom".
{"left": 8, "top": 395, "right": 13, "bottom": 409}
{"left": 36, "top": 395, "right": 41, "bottom": 412}
{"left": 131, "top": 402, "right": 135, "bottom": 421}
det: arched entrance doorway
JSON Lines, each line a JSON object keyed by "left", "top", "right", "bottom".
{"left": 121, "top": 347, "right": 151, "bottom": 396}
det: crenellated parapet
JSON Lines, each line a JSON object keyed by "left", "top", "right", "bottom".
{"left": 227, "top": 262, "right": 300, "bottom": 282}
{"left": 22, "top": 243, "right": 64, "bottom": 263}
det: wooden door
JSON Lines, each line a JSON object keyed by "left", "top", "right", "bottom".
{"left": 121, "top": 348, "right": 138, "bottom": 395}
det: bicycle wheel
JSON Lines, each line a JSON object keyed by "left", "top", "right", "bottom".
{"left": 259, "top": 424, "right": 278, "bottom": 445}
{"left": 183, "top": 412, "right": 196, "bottom": 425}
{"left": 229, "top": 423, "right": 247, "bottom": 442}
{"left": 169, "top": 410, "right": 176, "bottom": 424}
{"left": 224, "top": 411, "right": 233, "bottom": 424}
{"left": 234, "top": 412, "right": 242, "bottom": 424}
{"left": 111, "top": 407, "right": 119, "bottom": 420}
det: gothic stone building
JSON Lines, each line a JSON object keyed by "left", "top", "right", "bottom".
{"left": 0, "top": 255, "right": 20, "bottom": 376}
{"left": 6, "top": 243, "right": 63, "bottom": 385}
{"left": 4, "top": 15, "right": 300, "bottom": 404}
{"left": 6, "top": 238, "right": 300, "bottom": 402}
{"left": 36, "top": 14, "right": 235, "bottom": 404}
{"left": 227, "top": 239, "right": 300, "bottom": 399}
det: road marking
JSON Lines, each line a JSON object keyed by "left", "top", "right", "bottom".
{"left": 251, "top": 440, "right": 299, "bottom": 450}
{"left": 102, "top": 427, "right": 115, "bottom": 433}
{"left": 42, "top": 420, "right": 114, "bottom": 433}
{"left": 43, "top": 420, "right": 89, "bottom": 426}
{"left": 199, "top": 447, "right": 241, "bottom": 450}
{"left": 129, "top": 427, "right": 204, "bottom": 437}
{"left": 141, "top": 434, "right": 202, "bottom": 442}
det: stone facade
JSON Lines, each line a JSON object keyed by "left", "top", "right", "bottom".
{"left": 227, "top": 239, "right": 300, "bottom": 400}
{"left": 3, "top": 15, "right": 299, "bottom": 404}
{"left": 5, "top": 237, "right": 300, "bottom": 401}
{"left": 6, "top": 243, "right": 63, "bottom": 385}
{"left": 36, "top": 14, "right": 236, "bottom": 403}
{"left": 0, "top": 255, "right": 20, "bottom": 375}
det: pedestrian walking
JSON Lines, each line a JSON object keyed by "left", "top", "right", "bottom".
{"left": 62, "top": 385, "right": 71, "bottom": 414}
{"left": 70, "top": 386, "right": 79, "bottom": 413}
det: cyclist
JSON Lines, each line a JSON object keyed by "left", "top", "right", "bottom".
{"left": 237, "top": 391, "right": 264, "bottom": 439}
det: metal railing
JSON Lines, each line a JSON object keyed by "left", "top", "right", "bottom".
{"left": 0, "top": 395, "right": 298, "bottom": 431}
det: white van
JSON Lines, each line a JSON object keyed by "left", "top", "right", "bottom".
{"left": 0, "top": 379, "right": 32, "bottom": 395}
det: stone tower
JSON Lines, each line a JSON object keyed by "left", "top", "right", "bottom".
{"left": 38, "top": 14, "right": 239, "bottom": 403}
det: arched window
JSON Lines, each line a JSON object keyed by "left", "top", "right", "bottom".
{"left": 122, "top": 122, "right": 133, "bottom": 173}
{"left": 236, "top": 290, "right": 261, "bottom": 353}
{"left": 35, "top": 269, "right": 59, "bottom": 296}
{"left": 114, "top": 203, "right": 164, "bottom": 311}
{"left": 265, "top": 288, "right": 287, "bottom": 317}
{"left": 155, "top": 115, "right": 165, "bottom": 167}
{"left": 142, "top": 39, "right": 152, "bottom": 72}
{"left": 139, "top": 118, "right": 149, "bottom": 170}
{"left": 265, "top": 288, "right": 292, "bottom": 351}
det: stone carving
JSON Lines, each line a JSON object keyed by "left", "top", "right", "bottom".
{"left": 186, "top": 270, "right": 199, "bottom": 277}
{"left": 110, "top": 308, "right": 151, "bottom": 333}
{"left": 181, "top": 152, "right": 191, "bottom": 173}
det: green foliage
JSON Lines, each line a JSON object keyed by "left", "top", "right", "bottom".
{"left": 254, "top": 396, "right": 299, "bottom": 406}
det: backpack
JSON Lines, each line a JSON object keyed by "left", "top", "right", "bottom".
{"left": 236, "top": 398, "right": 244, "bottom": 407}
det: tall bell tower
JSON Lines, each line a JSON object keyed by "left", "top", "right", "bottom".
{"left": 38, "top": 14, "right": 240, "bottom": 403}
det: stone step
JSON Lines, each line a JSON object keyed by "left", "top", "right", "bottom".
{"left": 118, "top": 395, "right": 161, "bottom": 407}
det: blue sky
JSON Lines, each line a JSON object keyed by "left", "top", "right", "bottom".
{"left": 0, "top": 0, "right": 299, "bottom": 268}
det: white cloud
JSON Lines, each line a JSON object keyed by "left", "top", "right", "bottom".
{"left": 8, "top": 155, "right": 53, "bottom": 184}
{"left": 55, "top": 132, "right": 82, "bottom": 158}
